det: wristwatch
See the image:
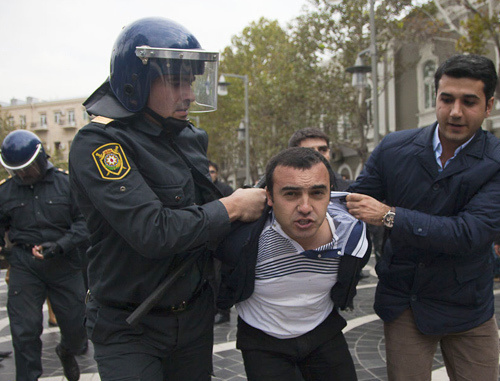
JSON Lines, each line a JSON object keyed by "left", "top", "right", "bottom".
{"left": 382, "top": 207, "right": 396, "bottom": 228}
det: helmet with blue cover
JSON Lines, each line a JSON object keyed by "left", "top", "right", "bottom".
{"left": 85, "top": 17, "right": 219, "bottom": 120}
{"left": 0, "top": 130, "right": 48, "bottom": 185}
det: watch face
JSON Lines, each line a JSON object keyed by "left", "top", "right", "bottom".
{"left": 383, "top": 211, "right": 395, "bottom": 228}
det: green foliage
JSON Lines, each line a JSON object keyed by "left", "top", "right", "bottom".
{"left": 457, "top": 13, "right": 489, "bottom": 55}
{"left": 200, "top": 18, "right": 329, "bottom": 183}
{"left": 195, "top": 0, "right": 499, "bottom": 180}
{"left": 455, "top": 0, "right": 500, "bottom": 58}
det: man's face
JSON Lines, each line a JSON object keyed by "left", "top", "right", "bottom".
{"left": 266, "top": 163, "right": 331, "bottom": 250}
{"left": 147, "top": 74, "right": 196, "bottom": 120}
{"left": 298, "top": 138, "right": 331, "bottom": 161}
{"left": 209, "top": 165, "right": 218, "bottom": 182}
{"left": 436, "top": 74, "right": 494, "bottom": 150}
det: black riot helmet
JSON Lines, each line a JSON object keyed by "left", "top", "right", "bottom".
{"left": 108, "top": 17, "right": 219, "bottom": 116}
{"left": 0, "top": 130, "right": 48, "bottom": 185}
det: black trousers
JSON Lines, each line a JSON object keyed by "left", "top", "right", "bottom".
{"left": 86, "top": 286, "right": 216, "bottom": 381}
{"left": 7, "top": 247, "right": 87, "bottom": 381}
{"left": 237, "top": 309, "right": 357, "bottom": 381}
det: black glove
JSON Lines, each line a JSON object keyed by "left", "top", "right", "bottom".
{"left": 41, "top": 242, "right": 62, "bottom": 259}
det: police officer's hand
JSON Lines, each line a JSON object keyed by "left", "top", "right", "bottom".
{"left": 220, "top": 188, "right": 267, "bottom": 222}
{"left": 33, "top": 242, "right": 62, "bottom": 260}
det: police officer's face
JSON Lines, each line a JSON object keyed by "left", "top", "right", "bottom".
{"left": 147, "top": 74, "right": 196, "bottom": 120}
{"left": 14, "top": 161, "right": 46, "bottom": 185}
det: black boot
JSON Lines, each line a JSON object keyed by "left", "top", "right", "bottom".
{"left": 56, "top": 344, "right": 80, "bottom": 381}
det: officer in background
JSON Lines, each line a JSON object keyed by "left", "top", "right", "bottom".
{"left": 69, "top": 17, "right": 266, "bottom": 381}
{"left": 0, "top": 130, "right": 88, "bottom": 381}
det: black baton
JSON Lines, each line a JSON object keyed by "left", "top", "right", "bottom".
{"left": 126, "top": 252, "right": 199, "bottom": 326}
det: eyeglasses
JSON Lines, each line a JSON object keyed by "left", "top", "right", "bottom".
{"left": 209, "top": 170, "right": 217, "bottom": 174}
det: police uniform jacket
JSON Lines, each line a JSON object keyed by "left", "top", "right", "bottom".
{"left": 0, "top": 163, "right": 88, "bottom": 266}
{"left": 69, "top": 115, "right": 231, "bottom": 309}
{"left": 349, "top": 123, "right": 500, "bottom": 335}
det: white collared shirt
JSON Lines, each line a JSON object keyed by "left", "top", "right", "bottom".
{"left": 433, "top": 125, "right": 474, "bottom": 171}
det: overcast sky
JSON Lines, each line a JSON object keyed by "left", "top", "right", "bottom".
{"left": 0, "top": 0, "right": 310, "bottom": 104}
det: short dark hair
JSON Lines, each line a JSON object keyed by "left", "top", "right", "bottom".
{"left": 434, "top": 54, "right": 498, "bottom": 101}
{"left": 208, "top": 161, "right": 218, "bottom": 172}
{"left": 288, "top": 128, "right": 330, "bottom": 148}
{"left": 265, "top": 147, "right": 335, "bottom": 195}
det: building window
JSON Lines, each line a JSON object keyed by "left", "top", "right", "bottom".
{"left": 55, "top": 111, "right": 62, "bottom": 124}
{"left": 423, "top": 61, "right": 436, "bottom": 109}
{"left": 40, "top": 114, "right": 47, "bottom": 127}
{"left": 20, "top": 115, "right": 26, "bottom": 128}
{"left": 7, "top": 116, "right": 14, "bottom": 127}
{"left": 68, "top": 110, "right": 75, "bottom": 125}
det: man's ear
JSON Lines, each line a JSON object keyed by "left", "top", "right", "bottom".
{"left": 486, "top": 96, "right": 495, "bottom": 116}
{"left": 265, "top": 187, "right": 273, "bottom": 207}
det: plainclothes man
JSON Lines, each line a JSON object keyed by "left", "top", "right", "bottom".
{"left": 346, "top": 54, "right": 500, "bottom": 381}
{"left": 216, "top": 148, "right": 370, "bottom": 380}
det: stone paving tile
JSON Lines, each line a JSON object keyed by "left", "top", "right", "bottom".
{"left": 1, "top": 260, "right": 500, "bottom": 380}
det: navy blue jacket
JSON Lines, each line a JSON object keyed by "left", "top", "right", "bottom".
{"left": 349, "top": 123, "right": 500, "bottom": 334}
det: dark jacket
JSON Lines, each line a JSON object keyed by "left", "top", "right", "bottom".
{"left": 0, "top": 164, "right": 89, "bottom": 266}
{"left": 215, "top": 201, "right": 371, "bottom": 311}
{"left": 349, "top": 123, "right": 500, "bottom": 334}
{"left": 69, "top": 115, "right": 230, "bottom": 309}
{"left": 213, "top": 179, "right": 234, "bottom": 197}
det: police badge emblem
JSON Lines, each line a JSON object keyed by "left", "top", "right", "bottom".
{"left": 92, "top": 143, "right": 131, "bottom": 180}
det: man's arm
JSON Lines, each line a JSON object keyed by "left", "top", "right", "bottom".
{"left": 347, "top": 170, "right": 500, "bottom": 257}
{"left": 69, "top": 129, "right": 266, "bottom": 259}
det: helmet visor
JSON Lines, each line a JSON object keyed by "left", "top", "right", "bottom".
{"left": 136, "top": 47, "right": 219, "bottom": 116}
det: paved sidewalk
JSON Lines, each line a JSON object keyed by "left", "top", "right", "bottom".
{"left": 1, "top": 259, "right": 499, "bottom": 380}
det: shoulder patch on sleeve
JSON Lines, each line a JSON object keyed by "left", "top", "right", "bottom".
{"left": 92, "top": 143, "right": 131, "bottom": 180}
{"left": 92, "top": 116, "right": 115, "bottom": 125}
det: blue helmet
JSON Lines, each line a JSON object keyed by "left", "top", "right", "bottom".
{"left": 109, "top": 17, "right": 219, "bottom": 114}
{"left": 0, "top": 130, "right": 48, "bottom": 185}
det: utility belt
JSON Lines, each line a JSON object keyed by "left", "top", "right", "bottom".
{"left": 88, "top": 280, "right": 210, "bottom": 314}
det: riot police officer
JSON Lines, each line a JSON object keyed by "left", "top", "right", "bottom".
{"left": 69, "top": 17, "right": 266, "bottom": 380}
{"left": 0, "top": 130, "right": 88, "bottom": 381}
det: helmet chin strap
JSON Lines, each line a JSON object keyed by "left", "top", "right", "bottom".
{"left": 144, "top": 107, "right": 190, "bottom": 135}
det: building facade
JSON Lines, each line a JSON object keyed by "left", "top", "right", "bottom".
{"left": 0, "top": 97, "right": 89, "bottom": 163}
{"left": 332, "top": 1, "right": 500, "bottom": 180}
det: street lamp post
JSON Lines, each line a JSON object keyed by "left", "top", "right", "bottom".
{"left": 218, "top": 73, "right": 251, "bottom": 186}
{"left": 345, "top": 0, "right": 379, "bottom": 146}
{"left": 369, "top": 0, "right": 379, "bottom": 146}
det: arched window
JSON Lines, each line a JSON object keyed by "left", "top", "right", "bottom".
{"left": 423, "top": 61, "right": 436, "bottom": 109}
